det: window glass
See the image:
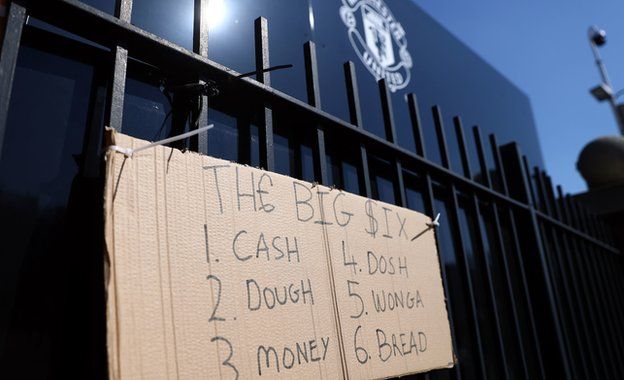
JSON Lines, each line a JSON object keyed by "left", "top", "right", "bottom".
{"left": 273, "top": 132, "right": 292, "bottom": 176}
{"left": 80, "top": 0, "right": 115, "bottom": 14}
{"left": 208, "top": 110, "right": 239, "bottom": 162}
{"left": 341, "top": 161, "right": 360, "bottom": 195}
{"left": 0, "top": 32, "right": 107, "bottom": 378}
{"left": 122, "top": 63, "right": 176, "bottom": 141}
{"left": 207, "top": 0, "right": 311, "bottom": 102}
{"left": 369, "top": 157, "right": 395, "bottom": 205}
{"left": 250, "top": 124, "right": 261, "bottom": 167}
{"left": 132, "top": 0, "right": 194, "bottom": 51}
{"left": 300, "top": 144, "right": 315, "bottom": 182}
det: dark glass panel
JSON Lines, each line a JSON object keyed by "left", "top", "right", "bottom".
{"left": 325, "top": 132, "right": 362, "bottom": 195}
{"left": 250, "top": 124, "right": 261, "bottom": 167}
{"left": 80, "top": 0, "right": 115, "bottom": 14}
{"left": 341, "top": 161, "right": 360, "bottom": 195}
{"left": 273, "top": 131, "right": 292, "bottom": 176}
{"left": 402, "top": 169, "right": 424, "bottom": 213}
{"left": 207, "top": 0, "right": 312, "bottom": 102}
{"left": 132, "top": 0, "right": 194, "bottom": 50}
{"left": 122, "top": 60, "right": 177, "bottom": 141}
{"left": 0, "top": 29, "right": 107, "bottom": 378}
{"left": 207, "top": 109, "right": 239, "bottom": 162}
{"left": 271, "top": 111, "right": 317, "bottom": 180}
{"left": 369, "top": 157, "right": 395, "bottom": 204}
{"left": 300, "top": 143, "right": 315, "bottom": 182}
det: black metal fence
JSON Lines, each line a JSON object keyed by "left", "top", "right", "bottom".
{"left": 0, "top": 1, "right": 622, "bottom": 379}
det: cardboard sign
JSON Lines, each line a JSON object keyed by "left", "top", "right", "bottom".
{"left": 104, "top": 130, "right": 454, "bottom": 379}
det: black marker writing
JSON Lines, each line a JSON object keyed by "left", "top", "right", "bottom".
{"left": 203, "top": 164, "right": 229, "bottom": 214}
{"left": 257, "top": 173, "right": 275, "bottom": 213}
{"left": 236, "top": 167, "right": 257, "bottom": 212}
{"left": 293, "top": 181, "right": 314, "bottom": 222}
{"left": 365, "top": 199, "right": 379, "bottom": 238}
{"left": 333, "top": 192, "right": 353, "bottom": 227}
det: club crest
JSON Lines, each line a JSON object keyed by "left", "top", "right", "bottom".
{"left": 340, "top": 0, "right": 412, "bottom": 92}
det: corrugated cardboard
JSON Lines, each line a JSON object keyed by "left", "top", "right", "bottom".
{"left": 104, "top": 130, "right": 453, "bottom": 379}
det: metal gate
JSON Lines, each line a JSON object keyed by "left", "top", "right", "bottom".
{"left": 0, "top": 1, "right": 622, "bottom": 379}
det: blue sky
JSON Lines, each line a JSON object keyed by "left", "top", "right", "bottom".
{"left": 415, "top": 1, "right": 624, "bottom": 194}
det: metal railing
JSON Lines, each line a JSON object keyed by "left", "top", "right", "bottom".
{"left": 0, "top": 1, "right": 622, "bottom": 379}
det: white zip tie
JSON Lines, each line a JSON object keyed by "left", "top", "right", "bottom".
{"left": 427, "top": 213, "right": 441, "bottom": 228}
{"left": 106, "top": 124, "right": 214, "bottom": 158}
{"left": 411, "top": 213, "right": 442, "bottom": 241}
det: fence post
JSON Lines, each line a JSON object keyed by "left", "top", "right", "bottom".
{"left": 254, "top": 17, "right": 274, "bottom": 172}
{"left": 500, "top": 142, "right": 573, "bottom": 379}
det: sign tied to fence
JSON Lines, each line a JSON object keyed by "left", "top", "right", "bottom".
{"left": 104, "top": 130, "right": 454, "bottom": 379}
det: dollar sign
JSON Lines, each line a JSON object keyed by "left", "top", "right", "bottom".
{"left": 365, "top": 199, "right": 378, "bottom": 237}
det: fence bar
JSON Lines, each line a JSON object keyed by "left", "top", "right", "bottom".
{"left": 454, "top": 117, "right": 507, "bottom": 376}
{"left": 455, "top": 119, "right": 510, "bottom": 376}
{"left": 395, "top": 161, "right": 407, "bottom": 207}
{"left": 0, "top": 0, "right": 27, "bottom": 160}
{"left": 605, "top": 254, "right": 624, "bottom": 344}
{"left": 600, "top": 220, "right": 609, "bottom": 244}
{"left": 589, "top": 242, "right": 624, "bottom": 373}
{"left": 580, "top": 205, "right": 599, "bottom": 238}
{"left": 304, "top": 41, "right": 328, "bottom": 185}
{"left": 421, "top": 176, "right": 461, "bottom": 380}
{"left": 563, "top": 193, "right": 615, "bottom": 378}
{"left": 521, "top": 157, "right": 537, "bottom": 207}
{"left": 557, "top": 227, "right": 602, "bottom": 378}
{"left": 489, "top": 134, "right": 508, "bottom": 196}
{"left": 407, "top": 93, "right": 426, "bottom": 158}
{"left": 489, "top": 139, "right": 546, "bottom": 378}
{"left": 541, "top": 223, "right": 589, "bottom": 378}
{"left": 505, "top": 207, "right": 547, "bottom": 378}
{"left": 20, "top": 0, "right": 619, "bottom": 254}
{"left": 543, "top": 174, "right": 561, "bottom": 220}
{"left": 588, "top": 244, "right": 624, "bottom": 373}
{"left": 104, "top": 0, "right": 132, "bottom": 132}
{"left": 453, "top": 117, "right": 472, "bottom": 179}
{"left": 192, "top": 0, "right": 210, "bottom": 153}
{"left": 578, "top": 239, "right": 621, "bottom": 377}
{"left": 533, "top": 166, "right": 578, "bottom": 377}
{"left": 500, "top": 142, "right": 573, "bottom": 379}
{"left": 472, "top": 126, "right": 491, "bottom": 188}
{"left": 564, "top": 195, "right": 580, "bottom": 229}
{"left": 489, "top": 205, "right": 529, "bottom": 378}
{"left": 448, "top": 187, "right": 488, "bottom": 378}
{"left": 432, "top": 106, "right": 450, "bottom": 169}
{"left": 378, "top": 79, "right": 407, "bottom": 206}
{"left": 590, "top": 213, "right": 607, "bottom": 242}
{"left": 568, "top": 198, "right": 587, "bottom": 234}
{"left": 556, "top": 186, "right": 569, "bottom": 223}
{"left": 471, "top": 198, "right": 511, "bottom": 379}
{"left": 378, "top": 79, "right": 397, "bottom": 144}
{"left": 254, "top": 17, "right": 274, "bottom": 171}
{"left": 409, "top": 126, "right": 451, "bottom": 376}
{"left": 533, "top": 168, "right": 550, "bottom": 215}
{"left": 343, "top": 61, "right": 371, "bottom": 198}
{"left": 475, "top": 129, "right": 528, "bottom": 376}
